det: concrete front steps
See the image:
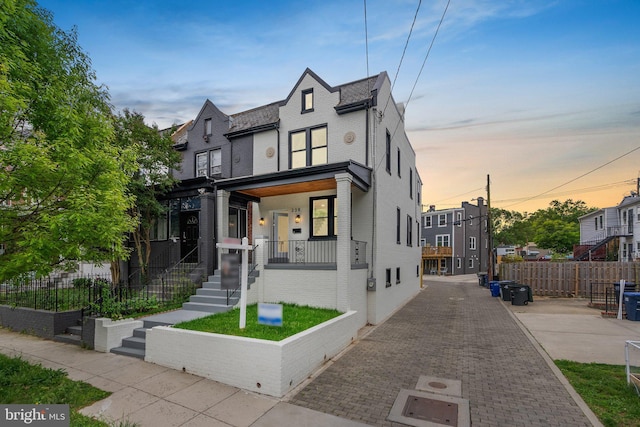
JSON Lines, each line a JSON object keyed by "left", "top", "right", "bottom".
{"left": 110, "top": 319, "right": 171, "bottom": 359}
{"left": 53, "top": 324, "right": 83, "bottom": 346}
{"left": 110, "top": 269, "right": 257, "bottom": 359}
{"left": 182, "top": 271, "right": 255, "bottom": 314}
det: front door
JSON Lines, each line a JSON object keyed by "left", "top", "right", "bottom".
{"left": 180, "top": 211, "right": 199, "bottom": 263}
{"left": 271, "top": 212, "right": 289, "bottom": 262}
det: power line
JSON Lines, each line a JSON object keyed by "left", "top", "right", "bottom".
{"left": 374, "top": 0, "right": 450, "bottom": 176}
{"left": 382, "top": 0, "right": 422, "bottom": 118}
{"left": 363, "top": 0, "right": 370, "bottom": 81}
{"left": 493, "top": 179, "right": 636, "bottom": 205}
{"left": 502, "top": 145, "right": 640, "bottom": 209}
{"left": 431, "top": 186, "right": 486, "bottom": 204}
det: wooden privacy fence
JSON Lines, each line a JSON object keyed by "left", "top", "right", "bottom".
{"left": 499, "top": 262, "right": 640, "bottom": 298}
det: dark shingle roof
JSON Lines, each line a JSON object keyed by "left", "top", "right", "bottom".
{"left": 336, "top": 76, "right": 379, "bottom": 107}
{"left": 225, "top": 71, "right": 383, "bottom": 137}
{"left": 227, "top": 102, "right": 281, "bottom": 135}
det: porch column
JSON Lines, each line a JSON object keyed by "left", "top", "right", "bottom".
{"left": 336, "top": 173, "right": 352, "bottom": 313}
{"left": 216, "top": 189, "right": 230, "bottom": 270}
{"left": 199, "top": 192, "right": 216, "bottom": 277}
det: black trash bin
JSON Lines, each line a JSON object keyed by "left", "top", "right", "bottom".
{"left": 499, "top": 281, "right": 515, "bottom": 302}
{"left": 614, "top": 282, "right": 637, "bottom": 305}
{"left": 478, "top": 273, "right": 488, "bottom": 287}
{"left": 511, "top": 285, "right": 531, "bottom": 306}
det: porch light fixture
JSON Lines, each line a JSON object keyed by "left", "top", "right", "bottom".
{"left": 259, "top": 217, "right": 265, "bottom": 226}
{"left": 295, "top": 215, "right": 301, "bottom": 223}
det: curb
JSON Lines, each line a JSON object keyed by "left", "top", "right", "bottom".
{"left": 500, "top": 298, "right": 604, "bottom": 427}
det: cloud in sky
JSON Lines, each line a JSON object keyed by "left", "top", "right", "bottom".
{"left": 38, "top": 0, "right": 640, "bottom": 212}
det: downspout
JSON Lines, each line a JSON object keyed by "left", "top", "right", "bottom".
{"left": 370, "top": 105, "right": 377, "bottom": 282}
{"left": 277, "top": 128, "right": 281, "bottom": 172}
{"left": 213, "top": 183, "right": 218, "bottom": 271}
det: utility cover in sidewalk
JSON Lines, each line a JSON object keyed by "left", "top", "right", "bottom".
{"left": 388, "top": 389, "right": 470, "bottom": 427}
{"left": 415, "top": 376, "right": 462, "bottom": 397}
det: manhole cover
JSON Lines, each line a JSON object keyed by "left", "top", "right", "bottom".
{"left": 402, "top": 395, "right": 458, "bottom": 426}
{"left": 428, "top": 381, "right": 447, "bottom": 389}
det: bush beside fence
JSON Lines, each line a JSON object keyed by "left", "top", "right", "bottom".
{"left": 0, "top": 274, "right": 199, "bottom": 318}
{"left": 499, "top": 261, "right": 640, "bottom": 299}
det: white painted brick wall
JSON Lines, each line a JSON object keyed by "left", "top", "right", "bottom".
{"left": 93, "top": 318, "right": 143, "bottom": 353}
{"left": 252, "top": 129, "right": 278, "bottom": 175}
{"left": 145, "top": 311, "right": 358, "bottom": 397}
{"left": 262, "top": 269, "right": 337, "bottom": 309}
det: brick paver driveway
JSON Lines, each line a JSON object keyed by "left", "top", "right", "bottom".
{"left": 290, "top": 277, "right": 594, "bottom": 426}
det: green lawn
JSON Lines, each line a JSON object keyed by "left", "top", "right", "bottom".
{"left": 0, "top": 353, "right": 111, "bottom": 426}
{"left": 555, "top": 360, "right": 640, "bottom": 427}
{"left": 174, "top": 303, "right": 342, "bottom": 341}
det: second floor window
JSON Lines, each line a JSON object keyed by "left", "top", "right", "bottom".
{"left": 424, "top": 216, "right": 432, "bottom": 228}
{"left": 438, "top": 214, "right": 446, "bottom": 227}
{"left": 290, "top": 125, "right": 327, "bottom": 169}
{"left": 196, "top": 152, "right": 207, "bottom": 177}
{"left": 196, "top": 149, "right": 222, "bottom": 177}
{"left": 210, "top": 149, "right": 221, "bottom": 175}
{"left": 470, "top": 236, "right": 477, "bottom": 250}
{"left": 436, "top": 234, "right": 450, "bottom": 247}
{"left": 407, "top": 215, "right": 412, "bottom": 246}
{"left": 386, "top": 130, "right": 391, "bottom": 173}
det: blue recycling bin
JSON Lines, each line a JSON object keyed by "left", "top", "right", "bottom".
{"left": 624, "top": 292, "right": 640, "bottom": 321}
{"left": 490, "top": 281, "right": 501, "bottom": 297}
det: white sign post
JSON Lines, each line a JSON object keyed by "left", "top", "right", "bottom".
{"left": 216, "top": 237, "right": 253, "bottom": 329}
{"left": 618, "top": 279, "right": 626, "bottom": 320}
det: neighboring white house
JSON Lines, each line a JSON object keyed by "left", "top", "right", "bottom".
{"left": 576, "top": 194, "right": 640, "bottom": 261}
{"left": 130, "top": 69, "right": 422, "bottom": 327}
{"left": 206, "top": 69, "right": 422, "bottom": 326}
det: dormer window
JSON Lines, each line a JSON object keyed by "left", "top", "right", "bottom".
{"left": 302, "top": 89, "right": 314, "bottom": 113}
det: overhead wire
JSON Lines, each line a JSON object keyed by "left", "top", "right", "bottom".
{"left": 381, "top": 0, "right": 422, "bottom": 118}
{"left": 374, "top": 0, "right": 451, "bottom": 176}
{"left": 502, "top": 145, "right": 640, "bottom": 209}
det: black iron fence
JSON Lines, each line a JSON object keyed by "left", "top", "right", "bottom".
{"left": 0, "top": 273, "right": 198, "bottom": 317}
{"left": 589, "top": 281, "right": 639, "bottom": 313}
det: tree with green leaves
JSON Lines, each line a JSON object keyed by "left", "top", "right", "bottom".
{"left": 491, "top": 208, "right": 532, "bottom": 246}
{"left": 491, "top": 200, "right": 596, "bottom": 255}
{"left": 529, "top": 199, "right": 596, "bottom": 254}
{"left": 113, "top": 109, "right": 180, "bottom": 281}
{"left": 0, "top": 0, "right": 136, "bottom": 282}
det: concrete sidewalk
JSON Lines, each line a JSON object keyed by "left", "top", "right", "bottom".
{"left": 0, "top": 328, "right": 367, "bottom": 426}
{"left": 2, "top": 274, "right": 632, "bottom": 426}
{"left": 508, "top": 295, "right": 640, "bottom": 365}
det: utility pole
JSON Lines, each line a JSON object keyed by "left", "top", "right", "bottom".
{"left": 486, "top": 174, "right": 493, "bottom": 280}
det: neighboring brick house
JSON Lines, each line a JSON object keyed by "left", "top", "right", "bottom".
{"left": 421, "top": 198, "right": 489, "bottom": 275}
{"left": 135, "top": 68, "right": 423, "bottom": 326}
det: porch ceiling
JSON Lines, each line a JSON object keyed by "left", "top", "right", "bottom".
{"left": 237, "top": 178, "right": 336, "bottom": 198}
{"left": 216, "top": 161, "right": 371, "bottom": 200}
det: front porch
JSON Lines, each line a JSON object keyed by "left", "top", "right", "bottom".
{"left": 263, "top": 239, "right": 367, "bottom": 270}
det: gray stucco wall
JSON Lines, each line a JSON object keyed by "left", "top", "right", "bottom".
{"left": 228, "top": 134, "right": 254, "bottom": 178}
{"left": 0, "top": 306, "right": 82, "bottom": 339}
{"left": 176, "top": 101, "right": 233, "bottom": 181}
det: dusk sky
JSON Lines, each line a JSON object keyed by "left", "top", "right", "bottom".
{"left": 37, "top": 0, "right": 640, "bottom": 214}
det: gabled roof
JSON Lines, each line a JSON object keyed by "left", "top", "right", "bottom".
{"left": 225, "top": 69, "right": 383, "bottom": 138}
{"left": 226, "top": 102, "right": 281, "bottom": 137}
